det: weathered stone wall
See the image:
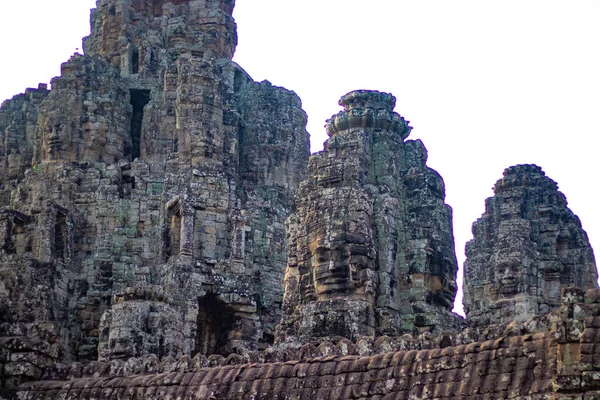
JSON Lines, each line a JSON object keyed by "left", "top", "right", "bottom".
{"left": 464, "top": 164, "right": 598, "bottom": 328}
{"left": 0, "top": 85, "right": 48, "bottom": 182}
{"left": 0, "top": 0, "right": 309, "bottom": 392}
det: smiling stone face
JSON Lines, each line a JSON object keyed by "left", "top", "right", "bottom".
{"left": 39, "top": 114, "right": 79, "bottom": 162}
{"left": 312, "top": 242, "right": 352, "bottom": 296}
{"left": 495, "top": 256, "right": 526, "bottom": 298}
{"left": 310, "top": 234, "right": 376, "bottom": 299}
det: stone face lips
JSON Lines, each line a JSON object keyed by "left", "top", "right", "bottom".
{"left": 464, "top": 164, "right": 598, "bottom": 328}
{"left": 276, "top": 90, "right": 463, "bottom": 345}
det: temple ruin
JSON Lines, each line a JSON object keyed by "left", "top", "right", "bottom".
{"left": 0, "top": 0, "right": 599, "bottom": 399}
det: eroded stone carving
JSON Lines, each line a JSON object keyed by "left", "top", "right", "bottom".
{"left": 464, "top": 164, "right": 598, "bottom": 327}
{"left": 98, "top": 286, "right": 185, "bottom": 361}
{"left": 36, "top": 56, "right": 131, "bottom": 164}
{"left": 276, "top": 90, "right": 463, "bottom": 344}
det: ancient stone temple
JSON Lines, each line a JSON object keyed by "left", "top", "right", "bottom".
{"left": 464, "top": 164, "right": 598, "bottom": 328}
{"left": 0, "top": 0, "right": 309, "bottom": 391}
{"left": 3, "top": 1, "right": 600, "bottom": 399}
{"left": 276, "top": 90, "right": 463, "bottom": 345}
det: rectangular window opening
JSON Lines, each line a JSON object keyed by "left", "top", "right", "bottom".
{"left": 132, "top": 50, "right": 139, "bottom": 74}
{"left": 54, "top": 212, "right": 67, "bottom": 262}
{"left": 128, "top": 89, "right": 151, "bottom": 161}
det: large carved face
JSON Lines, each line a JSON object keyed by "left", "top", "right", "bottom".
{"left": 40, "top": 114, "right": 78, "bottom": 162}
{"left": 426, "top": 272, "right": 457, "bottom": 309}
{"left": 40, "top": 111, "right": 124, "bottom": 163}
{"left": 491, "top": 253, "right": 533, "bottom": 299}
{"left": 107, "top": 327, "right": 138, "bottom": 360}
{"left": 99, "top": 300, "right": 185, "bottom": 361}
{"left": 199, "top": 19, "right": 236, "bottom": 59}
{"left": 312, "top": 239, "right": 353, "bottom": 296}
{"left": 309, "top": 232, "right": 376, "bottom": 300}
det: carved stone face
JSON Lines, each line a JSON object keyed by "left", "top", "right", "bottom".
{"left": 491, "top": 253, "right": 533, "bottom": 300}
{"left": 308, "top": 232, "right": 376, "bottom": 300}
{"left": 426, "top": 273, "right": 457, "bottom": 309}
{"left": 497, "top": 260, "right": 521, "bottom": 297}
{"left": 312, "top": 241, "right": 353, "bottom": 296}
{"left": 99, "top": 299, "right": 185, "bottom": 361}
{"left": 40, "top": 115, "right": 77, "bottom": 162}
{"left": 40, "top": 110, "right": 125, "bottom": 163}
{"left": 199, "top": 18, "right": 236, "bottom": 59}
{"left": 107, "top": 328, "right": 137, "bottom": 360}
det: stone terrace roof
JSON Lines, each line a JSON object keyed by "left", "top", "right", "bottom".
{"left": 19, "top": 333, "right": 557, "bottom": 399}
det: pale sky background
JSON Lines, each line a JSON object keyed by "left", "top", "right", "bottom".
{"left": 1, "top": 1, "right": 599, "bottom": 316}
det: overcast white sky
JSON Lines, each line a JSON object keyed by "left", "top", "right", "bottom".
{"left": 1, "top": 1, "right": 599, "bottom": 315}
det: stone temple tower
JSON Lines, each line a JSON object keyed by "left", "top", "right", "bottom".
{"left": 276, "top": 90, "right": 463, "bottom": 345}
{"left": 0, "top": 0, "right": 309, "bottom": 387}
{"left": 464, "top": 164, "right": 598, "bottom": 328}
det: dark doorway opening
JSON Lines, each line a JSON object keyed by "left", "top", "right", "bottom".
{"left": 195, "top": 295, "right": 237, "bottom": 356}
{"left": 129, "top": 89, "right": 150, "bottom": 161}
